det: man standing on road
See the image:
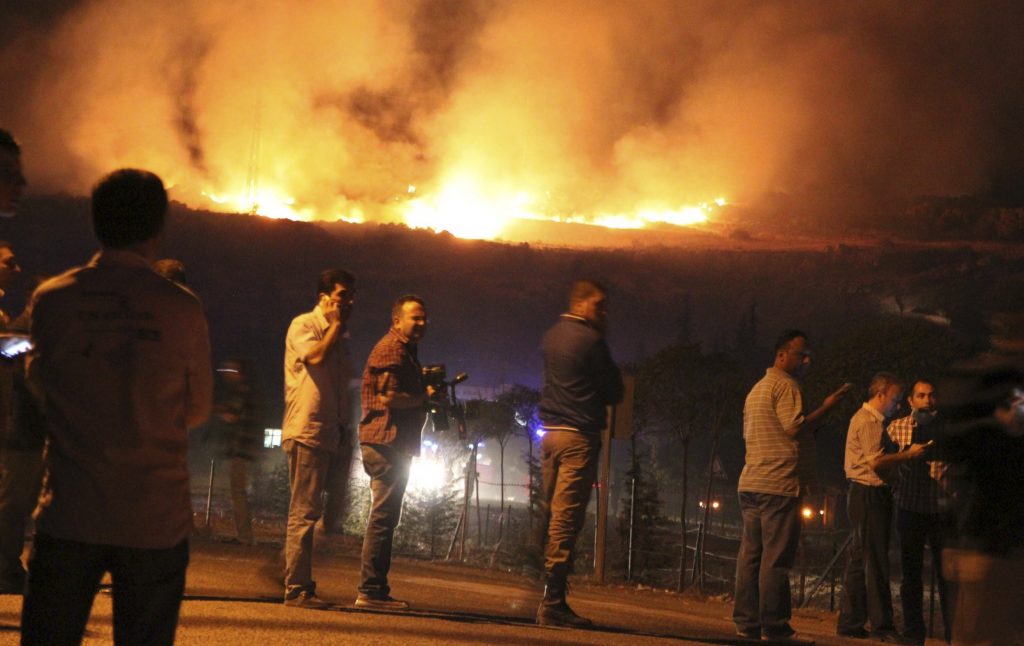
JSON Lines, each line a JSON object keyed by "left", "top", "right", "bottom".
{"left": 734, "top": 330, "right": 851, "bottom": 642}
{"left": 536, "top": 279, "right": 623, "bottom": 628}
{"left": 886, "top": 379, "right": 953, "bottom": 645}
{"left": 282, "top": 269, "right": 356, "bottom": 609}
{"left": 21, "top": 169, "right": 213, "bottom": 645}
{"left": 838, "top": 372, "right": 929, "bottom": 642}
{"left": 356, "top": 294, "right": 433, "bottom": 610}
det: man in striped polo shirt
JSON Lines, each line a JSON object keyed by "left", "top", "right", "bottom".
{"left": 734, "top": 330, "right": 851, "bottom": 642}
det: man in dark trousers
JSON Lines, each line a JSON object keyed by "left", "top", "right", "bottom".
{"left": 838, "top": 372, "right": 928, "bottom": 642}
{"left": 21, "top": 168, "right": 213, "bottom": 645}
{"left": 536, "top": 279, "right": 623, "bottom": 627}
{"left": 886, "top": 379, "right": 953, "bottom": 645}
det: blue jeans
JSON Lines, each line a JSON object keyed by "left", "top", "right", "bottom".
{"left": 21, "top": 533, "right": 188, "bottom": 646}
{"left": 733, "top": 491, "right": 802, "bottom": 634}
{"left": 358, "top": 443, "right": 411, "bottom": 598}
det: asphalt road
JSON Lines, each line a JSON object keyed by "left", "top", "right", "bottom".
{"left": 0, "top": 537, "right": 944, "bottom": 645}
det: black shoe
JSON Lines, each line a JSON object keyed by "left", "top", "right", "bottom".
{"left": 736, "top": 627, "right": 761, "bottom": 640}
{"left": 869, "top": 630, "right": 912, "bottom": 644}
{"left": 536, "top": 600, "right": 592, "bottom": 628}
{"left": 837, "top": 626, "right": 870, "bottom": 638}
{"left": 762, "top": 623, "right": 798, "bottom": 642}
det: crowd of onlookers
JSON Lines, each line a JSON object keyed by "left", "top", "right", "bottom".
{"left": 1, "top": 126, "right": 1022, "bottom": 646}
{"left": 734, "top": 329, "right": 1024, "bottom": 645}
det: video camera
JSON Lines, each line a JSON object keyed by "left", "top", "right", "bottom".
{"left": 422, "top": 363, "right": 468, "bottom": 437}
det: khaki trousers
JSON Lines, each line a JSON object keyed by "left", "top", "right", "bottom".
{"left": 539, "top": 430, "right": 601, "bottom": 579}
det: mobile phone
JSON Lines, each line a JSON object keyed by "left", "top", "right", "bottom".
{"left": 0, "top": 333, "right": 33, "bottom": 359}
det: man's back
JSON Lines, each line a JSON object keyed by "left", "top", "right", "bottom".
{"left": 30, "top": 250, "right": 212, "bottom": 549}
{"left": 539, "top": 315, "right": 623, "bottom": 434}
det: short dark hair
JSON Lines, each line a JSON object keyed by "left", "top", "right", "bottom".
{"left": 568, "top": 279, "right": 606, "bottom": 306}
{"left": 0, "top": 129, "right": 19, "bottom": 156}
{"left": 317, "top": 269, "right": 355, "bottom": 298}
{"left": 91, "top": 169, "right": 167, "bottom": 249}
{"left": 774, "top": 329, "right": 807, "bottom": 353}
{"left": 391, "top": 294, "right": 425, "bottom": 320}
{"left": 909, "top": 378, "right": 935, "bottom": 394}
{"left": 868, "top": 372, "right": 902, "bottom": 399}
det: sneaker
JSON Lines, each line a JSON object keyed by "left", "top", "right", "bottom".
{"left": 837, "top": 626, "right": 870, "bottom": 639}
{"left": 354, "top": 594, "right": 409, "bottom": 610}
{"left": 536, "top": 600, "right": 593, "bottom": 628}
{"left": 283, "top": 591, "right": 331, "bottom": 609}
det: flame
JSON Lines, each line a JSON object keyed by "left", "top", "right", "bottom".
{"left": 402, "top": 174, "right": 540, "bottom": 240}
{"left": 198, "top": 174, "right": 725, "bottom": 241}
{"left": 202, "top": 187, "right": 302, "bottom": 220}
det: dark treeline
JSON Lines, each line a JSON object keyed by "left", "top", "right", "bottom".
{"left": 8, "top": 195, "right": 1021, "bottom": 447}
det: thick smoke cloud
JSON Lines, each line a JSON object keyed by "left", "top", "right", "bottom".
{"left": 1, "top": 0, "right": 1022, "bottom": 230}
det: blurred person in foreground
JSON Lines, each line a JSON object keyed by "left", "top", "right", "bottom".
{"left": 356, "top": 294, "right": 435, "bottom": 610}
{"left": 281, "top": 269, "right": 356, "bottom": 609}
{"left": 0, "top": 242, "right": 29, "bottom": 593}
{"left": 20, "top": 169, "right": 213, "bottom": 645}
{"left": 536, "top": 279, "right": 623, "bottom": 627}
{"left": 937, "top": 355, "right": 1024, "bottom": 646}
{"left": 733, "top": 330, "right": 851, "bottom": 642}
{"left": 886, "top": 379, "right": 954, "bottom": 645}
{"left": 837, "top": 373, "right": 929, "bottom": 642}
{"left": 0, "top": 129, "right": 26, "bottom": 219}
{"left": 214, "top": 357, "right": 264, "bottom": 546}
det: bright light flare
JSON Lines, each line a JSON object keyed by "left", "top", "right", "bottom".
{"left": 801, "top": 507, "right": 814, "bottom": 519}
{"left": 407, "top": 457, "right": 449, "bottom": 495}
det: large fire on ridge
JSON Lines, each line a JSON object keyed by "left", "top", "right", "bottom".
{"left": 195, "top": 171, "right": 724, "bottom": 241}
{"left": 3, "top": 1, "right": 1017, "bottom": 242}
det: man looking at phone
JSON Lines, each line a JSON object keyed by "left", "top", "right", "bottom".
{"left": 885, "top": 379, "right": 952, "bottom": 645}
{"left": 838, "top": 373, "right": 930, "bottom": 641}
{"left": 734, "top": 330, "right": 852, "bottom": 641}
{"left": 281, "top": 269, "right": 356, "bottom": 609}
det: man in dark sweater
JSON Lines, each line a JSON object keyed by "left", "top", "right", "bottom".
{"left": 536, "top": 279, "right": 623, "bottom": 627}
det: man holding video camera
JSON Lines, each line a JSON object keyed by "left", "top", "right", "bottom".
{"left": 356, "top": 294, "right": 435, "bottom": 609}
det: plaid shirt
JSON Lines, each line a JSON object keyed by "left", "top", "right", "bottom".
{"left": 887, "top": 413, "right": 949, "bottom": 514}
{"left": 358, "top": 328, "right": 426, "bottom": 456}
